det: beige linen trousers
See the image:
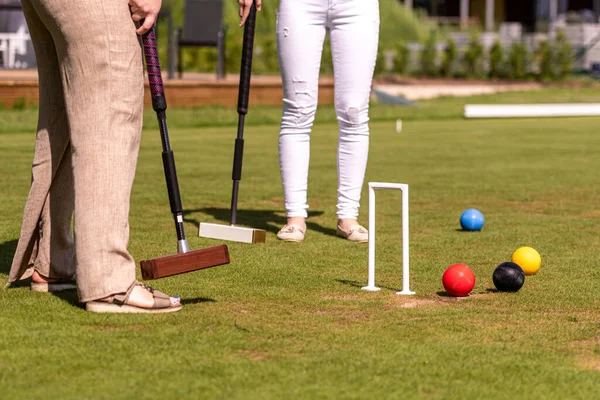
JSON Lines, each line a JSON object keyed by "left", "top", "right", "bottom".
{"left": 9, "top": 0, "right": 144, "bottom": 302}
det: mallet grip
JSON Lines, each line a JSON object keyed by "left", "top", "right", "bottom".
{"left": 141, "top": 27, "right": 167, "bottom": 113}
{"left": 237, "top": 4, "right": 256, "bottom": 116}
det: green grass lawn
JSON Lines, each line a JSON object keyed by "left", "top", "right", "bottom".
{"left": 1, "top": 89, "right": 599, "bottom": 399}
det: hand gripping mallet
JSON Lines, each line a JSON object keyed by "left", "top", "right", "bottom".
{"left": 199, "top": 4, "right": 266, "bottom": 244}
{"left": 139, "top": 26, "right": 230, "bottom": 280}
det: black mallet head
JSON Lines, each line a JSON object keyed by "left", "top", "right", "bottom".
{"left": 493, "top": 262, "right": 525, "bottom": 292}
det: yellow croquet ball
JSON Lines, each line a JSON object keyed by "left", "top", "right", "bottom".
{"left": 511, "top": 246, "right": 542, "bottom": 275}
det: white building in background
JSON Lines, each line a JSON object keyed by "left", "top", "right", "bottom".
{"left": 0, "top": 24, "right": 30, "bottom": 69}
{"left": 0, "top": 1, "right": 34, "bottom": 69}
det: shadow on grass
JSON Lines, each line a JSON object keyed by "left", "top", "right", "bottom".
{"left": 336, "top": 279, "right": 400, "bottom": 292}
{"left": 181, "top": 297, "right": 215, "bottom": 305}
{"left": 436, "top": 290, "right": 497, "bottom": 297}
{"left": 183, "top": 208, "right": 338, "bottom": 238}
{"left": 51, "top": 292, "right": 215, "bottom": 309}
{"left": 0, "top": 239, "right": 17, "bottom": 276}
{"left": 52, "top": 289, "right": 85, "bottom": 309}
{"left": 455, "top": 229, "right": 483, "bottom": 233}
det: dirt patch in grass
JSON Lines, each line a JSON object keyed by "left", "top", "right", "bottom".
{"left": 572, "top": 210, "right": 600, "bottom": 219}
{"left": 569, "top": 337, "right": 600, "bottom": 347}
{"left": 84, "top": 324, "right": 147, "bottom": 332}
{"left": 578, "top": 356, "right": 600, "bottom": 372}
{"left": 568, "top": 337, "right": 600, "bottom": 372}
{"left": 384, "top": 296, "right": 450, "bottom": 309}
{"left": 237, "top": 349, "right": 269, "bottom": 362}
{"left": 261, "top": 198, "right": 284, "bottom": 207}
{"left": 322, "top": 294, "right": 364, "bottom": 301}
{"left": 336, "top": 311, "right": 372, "bottom": 322}
{"left": 464, "top": 291, "right": 496, "bottom": 299}
{"left": 326, "top": 293, "right": 463, "bottom": 309}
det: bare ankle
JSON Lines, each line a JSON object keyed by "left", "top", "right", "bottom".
{"left": 287, "top": 217, "right": 306, "bottom": 228}
{"left": 338, "top": 218, "right": 358, "bottom": 230}
{"left": 31, "top": 270, "right": 51, "bottom": 284}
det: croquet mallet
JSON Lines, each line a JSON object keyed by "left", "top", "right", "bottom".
{"left": 139, "top": 26, "right": 230, "bottom": 280}
{"left": 199, "top": 4, "right": 266, "bottom": 244}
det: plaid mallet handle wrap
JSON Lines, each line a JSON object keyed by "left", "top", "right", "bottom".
{"left": 229, "top": 4, "right": 257, "bottom": 225}
{"left": 142, "top": 28, "right": 167, "bottom": 113}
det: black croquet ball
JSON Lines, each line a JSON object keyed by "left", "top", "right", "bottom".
{"left": 492, "top": 262, "right": 525, "bottom": 292}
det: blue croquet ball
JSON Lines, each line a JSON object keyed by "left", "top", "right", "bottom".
{"left": 460, "top": 208, "right": 484, "bottom": 231}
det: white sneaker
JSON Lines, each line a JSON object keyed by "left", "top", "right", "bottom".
{"left": 277, "top": 224, "right": 306, "bottom": 242}
{"left": 336, "top": 224, "right": 368, "bottom": 243}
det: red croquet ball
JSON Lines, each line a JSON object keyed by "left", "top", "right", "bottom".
{"left": 442, "top": 264, "right": 476, "bottom": 297}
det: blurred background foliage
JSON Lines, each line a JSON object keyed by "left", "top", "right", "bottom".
{"left": 156, "top": 0, "right": 436, "bottom": 76}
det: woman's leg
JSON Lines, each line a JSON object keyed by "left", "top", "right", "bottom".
{"left": 329, "top": 0, "right": 380, "bottom": 238}
{"left": 27, "top": 0, "right": 144, "bottom": 302}
{"left": 8, "top": 0, "right": 75, "bottom": 287}
{"left": 277, "top": 0, "right": 327, "bottom": 234}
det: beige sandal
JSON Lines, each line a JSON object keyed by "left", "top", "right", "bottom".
{"left": 86, "top": 281, "right": 182, "bottom": 314}
{"left": 336, "top": 224, "right": 369, "bottom": 243}
{"left": 276, "top": 224, "right": 306, "bottom": 242}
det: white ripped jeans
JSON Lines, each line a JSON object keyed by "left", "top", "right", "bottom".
{"left": 276, "top": 0, "right": 380, "bottom": 220}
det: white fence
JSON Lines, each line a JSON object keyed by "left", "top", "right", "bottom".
{"left": 0, "top": 3, "right": 34, "bottom": 69}
{"left": 0, "top": 24, "right": 31, "bottom": 68}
